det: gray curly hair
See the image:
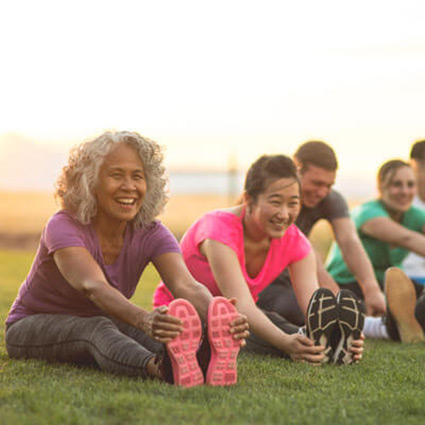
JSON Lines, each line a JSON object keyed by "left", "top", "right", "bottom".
{"left": 55, "top": 131, "right": 168, "bottom": 228}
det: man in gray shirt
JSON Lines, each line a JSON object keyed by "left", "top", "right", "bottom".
{"left": 402, "top": 140, "right": 425, "bottom": 283}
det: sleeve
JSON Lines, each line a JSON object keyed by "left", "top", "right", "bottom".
{"left": 44, "top": 212, "right": 87, "bottom": 255}
{"left": 322, "top": 190, "right": 350, "bottom": 222}
{"left": 190, "top": 212, "right": 240, "bottom": 254}
{"left": 406, "top": 206, "right": 425, "bottom": 232}
{"left": 352, "top": 201, "right": 388, "bottom": 228}
{"left": 142, "top": 222, "right": 182, "bottom": 260}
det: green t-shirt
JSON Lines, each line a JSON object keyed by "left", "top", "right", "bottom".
{"left": 326, "top": 199, "right": 425, "bottom": 284}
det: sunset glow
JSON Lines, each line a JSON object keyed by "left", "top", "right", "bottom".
{"left": 1, "top": 0, "right": 425, "bottom": 194}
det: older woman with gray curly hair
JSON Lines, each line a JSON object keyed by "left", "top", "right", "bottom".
{"left": 5, "top": 131, "right": 248, "bottom": 387}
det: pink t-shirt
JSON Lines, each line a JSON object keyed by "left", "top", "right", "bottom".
{"left": 153, "top": 209, "right": 311, "bottom": 307}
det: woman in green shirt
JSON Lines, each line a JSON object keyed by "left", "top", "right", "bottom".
{"left": 326, "top": 159, "right": 425, "bottom": 342}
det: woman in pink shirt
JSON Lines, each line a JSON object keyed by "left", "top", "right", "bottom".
{"left": 155, "top": 155, "right": 365, "bottom": 364}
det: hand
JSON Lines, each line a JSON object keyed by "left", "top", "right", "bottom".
{"left": 350, "top": 332, "right": 365, "bottom": 363}
{"left": 364, "top": 288, "right": 386, "bottom": 316}
{"left": 142, "top": 305, "right": 184, "bottom": 343}
{"left": 284, "top": 334, "right": 325, "bottom": 365}
{"left": 228, "top": 298, "right": 250, "bottom": 347}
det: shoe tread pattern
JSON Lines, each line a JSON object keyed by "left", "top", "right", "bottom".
{"left": 306, "top": 288, "right": 338, "bottom": 364}
{"left": 206, "top": 297, "right": 240, "bottom": 386}
{"left": 167, "top": 299, "right": 204, "bottom": 387}
{"left": 334, "top": 290, "right": 365, "bottom": 365}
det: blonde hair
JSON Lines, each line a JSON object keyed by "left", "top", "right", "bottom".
{"left": 377, "top": 159, "right": 410, "bottom": 190}
{"left": 55, "top": 131, "right": 168, "bottom": 228}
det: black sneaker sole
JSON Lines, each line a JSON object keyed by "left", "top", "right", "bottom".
{"left": 306, "top": 288, "right": 338, "bottom": 364}
{"left": 334, "top": 289, "right": 365, "bottom": 365}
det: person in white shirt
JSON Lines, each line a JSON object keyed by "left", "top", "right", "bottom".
{"left": 402, "top": 140, "right": 425, "bottom": 284}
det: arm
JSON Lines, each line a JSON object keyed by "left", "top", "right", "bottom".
{"left": 289, "top": 249, "right": 364, "bottom": 362}
{"left": 54, "top": 247, "right": 183, "bottom": 343}
{"left": 287, "top": 250, "right": 319, "bottom": 314}
{"left": 362, "top": 217, "right": 425, "bottom": 256}
{"left": 201, "top": 239, "right": 324, "bottom": 363}
{"left": 152, "top": 252, "right": 213, "bottom": 320}
{"left": 331, "top": 217, "right": 386, "bottom": 316}
{"left": 313, "top": 249, "right": 340, "bottom": 295}
{"left": 153, "top": 251, "right": 249, "bottom": 345}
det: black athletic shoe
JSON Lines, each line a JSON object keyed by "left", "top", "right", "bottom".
{"left": 306, "top": 288, "right": 338, "bottom": 364}
{"left": 333, "top": 289, "right": 365, "bottom": 365}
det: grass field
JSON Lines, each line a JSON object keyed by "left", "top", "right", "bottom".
{"left": 1, "top": 250, "right": 425, "bottom": 425}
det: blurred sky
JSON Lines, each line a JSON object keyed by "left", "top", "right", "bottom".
{"left": 1, "top": 0, "right": 425, "bottom": 193}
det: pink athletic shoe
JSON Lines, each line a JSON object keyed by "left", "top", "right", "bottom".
{"left": 206, "top": 297, "right": 241, "bottom": 386}
{"left": 166, "top": 299, "right": 204, "bottom": 387}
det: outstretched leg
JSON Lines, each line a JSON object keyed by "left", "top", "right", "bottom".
{"left": 6, "top": 314, "right": 162, "bottom": 378}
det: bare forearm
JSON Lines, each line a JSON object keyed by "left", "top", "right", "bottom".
{"left": 236, "top": 300, "right": 292, "bottom": 352}
{"left": 340, "top": 240, "right": 380, "bottom": 295}
{"left": 403, "top": 233, "right": 425, "bottom": 257}
{"left": 317, "top": 273, "right": 340, "bottom": 294}
{"left": 85, "top": 281, "right": 148, "bottom": 329}
{"left": 314, "top": 251, "right": 340, "bottom": 294}
{"left": 362, "top": 218, "right": 425, "bottom": 258}
{"left": 171, "top": 281, "right": 213, "bottom": 320}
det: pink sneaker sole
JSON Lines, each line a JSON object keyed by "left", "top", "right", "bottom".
{"left": 167, "top": 299, "right": 204, "bottom": 387}
{"left": 206, "top": 297, "right": 241, "bottom": 386}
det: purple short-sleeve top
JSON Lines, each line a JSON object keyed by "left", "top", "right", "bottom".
{"left": 6, "top": 210, "right": 181, "bottom": 325}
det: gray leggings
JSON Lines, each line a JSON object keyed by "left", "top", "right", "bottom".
{"left": 5, "top": 314, "right": 163, "bottom": 378}
{"left": 5, "top": 309, "right": 300, "bottom": 375}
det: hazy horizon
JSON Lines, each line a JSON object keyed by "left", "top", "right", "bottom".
{"left": 0, "top": 132, "right": 379, "bottom": 200}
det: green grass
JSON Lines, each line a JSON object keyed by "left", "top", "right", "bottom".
{"left": 1, "top": 250, "right": 425, "bottom": 425}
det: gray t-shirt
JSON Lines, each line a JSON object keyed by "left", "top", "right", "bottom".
{"left": 295, "top": 189, "right": 350, "bottom": 236}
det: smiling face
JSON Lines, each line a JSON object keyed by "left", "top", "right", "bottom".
{"left": 299, "top": 164, "right": 336, "bottom": 208}
{"left": 94, "top": 143, "right": 147, "bottom": 227}
{"left": 246, "top": 177, "right": 301, "bottom": 239}
{"left": 379, "top": 165, "right": 416, "bottom": 214}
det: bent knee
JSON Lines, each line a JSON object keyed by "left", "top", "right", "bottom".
{"left": 385, "top": 267, "right": 408, "bottom": 280}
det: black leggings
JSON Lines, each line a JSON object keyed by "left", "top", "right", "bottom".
{"left": 256, "top": 270, "right": 305, "bottom": 327}
{"left": 415, "top": 292, "right": 425, "bottom": 331}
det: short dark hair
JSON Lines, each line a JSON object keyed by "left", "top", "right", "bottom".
{"left": 294, "top": 141, "right": 338, "bottom": 173}
{"left": 244, "top": 155, "right": 299, "bottom": 201}
{"left": 410, "top": 140, "right": 425, "bottom": 161}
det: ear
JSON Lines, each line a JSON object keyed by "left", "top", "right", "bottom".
{"left": 377, "top": 182, "right": 384, "bottom": 197}
{"left": 243, "top": 191, "right": 257, "bottom": 214}
{"left": 293, "top": 158, "right": 304, "bottom": 178}
{"left": 242, "top": 191, "right": 251, "bottom": 205}
{"left": 293, "top": 157, "right": 302, "bottom": 171}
